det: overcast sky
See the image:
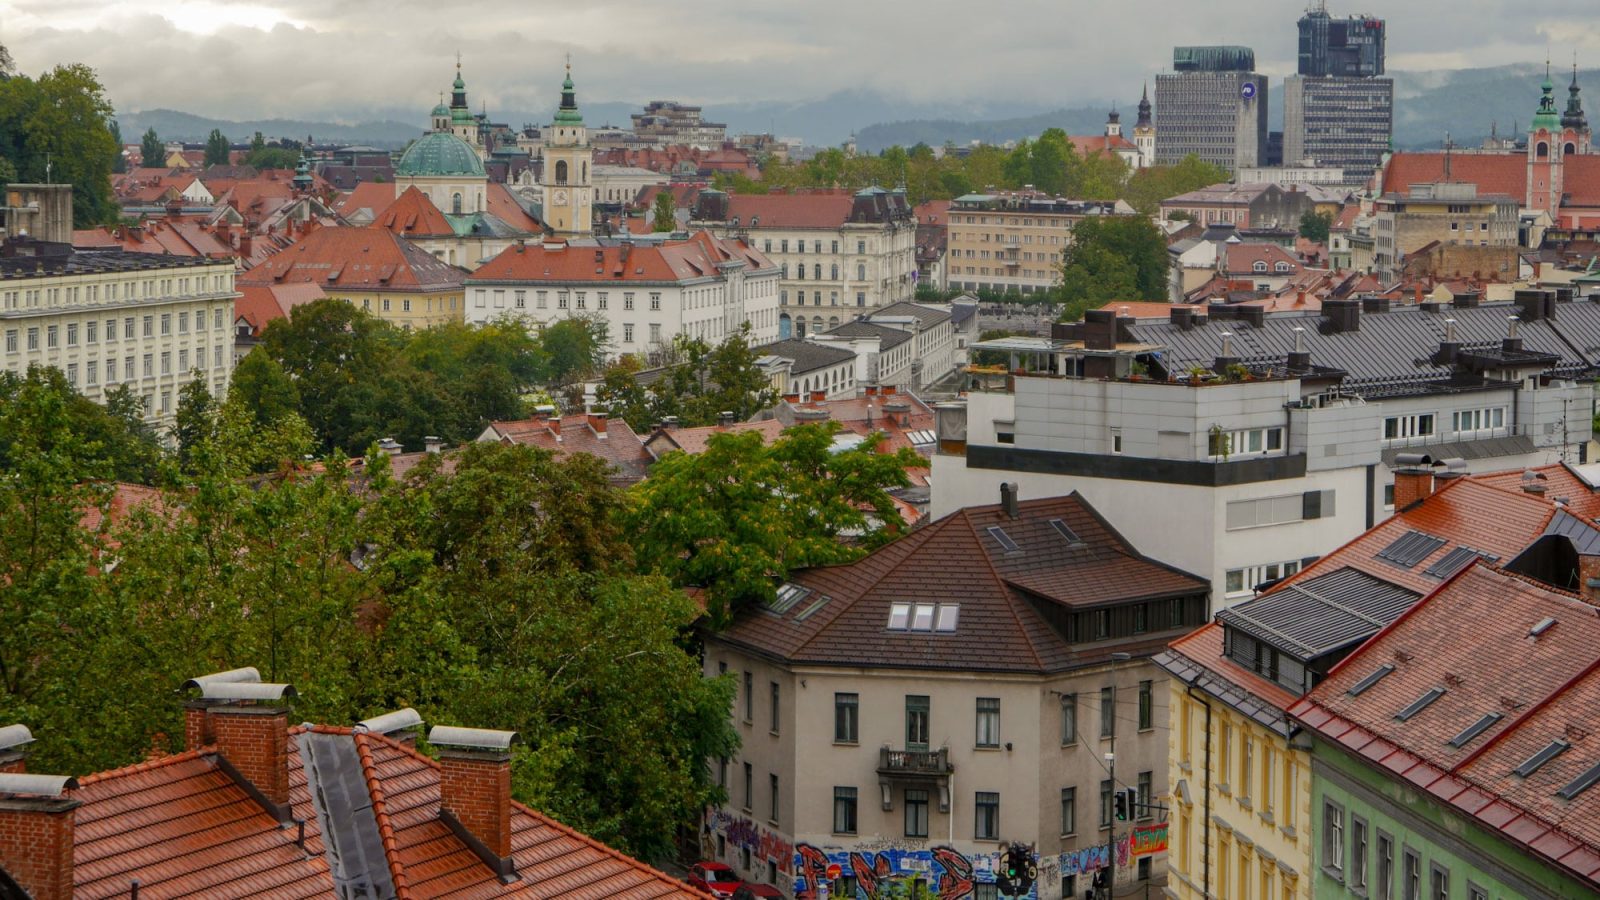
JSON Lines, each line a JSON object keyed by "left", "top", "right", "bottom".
{"left": 4, "top": 0, "right": 1600, "bottom": 123}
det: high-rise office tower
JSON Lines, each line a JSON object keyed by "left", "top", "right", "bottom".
{"left": 1285, "top": 6, "right": 1393, "bottom": 181}
{"left": 1154, "top": 46, "right": 1268, "bottom": 172}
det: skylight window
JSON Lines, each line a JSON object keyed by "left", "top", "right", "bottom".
{"left": 1376, "top": 531, "right": 1447, "bottom": 569}
{"left": 1515, "top": 740, "right": 1571, "bottom": 777}
{"left": 1529, "top": 617, "right": 1558, "bottom": 638}
{"left": 986, "top": 526, "right": 1020, "bottom": 553}
{"left": 1347, "top": 664, "right": 1395, "bottom": 697}
{"left": 888, "top": 602, "right": 911, "bottom": 630}
{"left": 1049, "top": 518, "right": 1084, "bottom": 545}
{"left": 1447, "top": 713, "right": 1503, "bottom": 748}
{"left": 887, "top": 601, "right": 960, "bottom": 632}
{"left": 767, "top": 582, "right": 812, "bottom": 614}
{"left": 1557, "top": 761, "right": 1600, "bottom": 800}
{"left": 796, "top": 595, "right": 832, "bottom": 621}
{"left": 1395, "top": 687, "right": 1446, "bottom": 721}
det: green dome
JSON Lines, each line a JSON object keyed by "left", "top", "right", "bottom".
{"left": 432, "top": 102, "right": 450, "bottom": 117}
{"left": 397, "top": 131, "right": 485, "bottom": 178}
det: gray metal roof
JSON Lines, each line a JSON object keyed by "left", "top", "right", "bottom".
{"left": 1218, "top": 567, "right": 1421, "bottom": 662}
{"left": 820, "top": 320, "right": 914, "bottom": 349}
{"left": 0, "top": 773, "right": 77, "bottom": 797}
{"left": 1545, "top": 508, "right": 1600, "bottom": 555}
{"left": 181, "top": 667, "right": 261, "bottom": 690}
{"left": 1379, "top": 436, "right": 1536, "bottom": 466}
{"left": 297, "top": 732, "right": 397, "bottom": 898}
{"left": 1152, "top": 650, "right": 1292, "bottom": 737}
{"left": 754, "top": 339, "right": 859, "bottom": 375}
{"left": 870, "top": 301, "right": 952, "bottom": 328}
{"left": 1128, "top": 300, "right": 1600, "bottom": 397}
{"left": 428, "top": 725, "right": 516, "bottom": 751}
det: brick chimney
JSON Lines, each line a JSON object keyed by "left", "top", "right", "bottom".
{"left": 181, "top": 667, "right": 260, "bottom": 750}
{"left": 1391, "top": 454, "right": 1438, "bottom": 509}
{"left": 587, "top": 413, "right": 608, "bottom": 439}
{"left": 430, "top": 726, "right": 518, "bottom": 882}
{"left": 182, "top": 669, "right": 294, "bottom": 821}
{"left": 0, "top": 725, "right": 33, "bottom": 774}
{"left": 0, "top": 773, "right": 80, "bottom": 900}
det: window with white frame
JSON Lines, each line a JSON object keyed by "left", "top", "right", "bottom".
{"left": 1225, "top": 559, "right": 1303, "bottom": 596}
{"left": 1451, "top": 406, "right": 1505, "bottom": 437}
{"left": 1383, "top": 413, "right": 1436, "bottom": 442}
{"left": 1224, "top": 494, "right": 1305, "bottom": 531}
{"left": 1209, "top": 426, "right": 1283, "bottom": 458}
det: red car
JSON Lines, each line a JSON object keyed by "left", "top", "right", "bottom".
{"left": 687, "top": 862, "right": 742, "bottom": 899}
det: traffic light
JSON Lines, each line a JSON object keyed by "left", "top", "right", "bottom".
{"left": 1120, "top": 787, "right": 1140, "bottom": 821}
{"left": 1114, "top": 790, "right": 1127, "bottom": 821}
{"left": 996, "top": 843, "right": 1036, "bottom": 897}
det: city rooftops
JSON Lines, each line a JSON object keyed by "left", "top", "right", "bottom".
{"left": 0, "top": 238, "right": 228, "bottom": 280}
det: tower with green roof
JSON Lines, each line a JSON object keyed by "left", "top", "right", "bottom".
{"left": 1527, "top": 60, "right": 1588, "bottom": 218}
{"left": 542, "top": 59, "right": 592, "bottom": 239}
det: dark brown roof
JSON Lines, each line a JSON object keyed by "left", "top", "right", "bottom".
{"left": 718, "top": 494, "right": 1206, "bottom": 673}
{"left": 480, "top": 416, "right": 651, "bottom": 485}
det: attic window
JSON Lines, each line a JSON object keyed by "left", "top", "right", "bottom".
{"left": 1514, "top": 739, "right": 1571, "bottom": 777}
{"left": 1395, "top": 687, "right": 1446, "bottom": 721}
{"left": 1376, "top": 531, "right": 1447, "bottom": 569}
{"left": 1422, "top": 546, "right": 1499, "bottom": 579}
{"left": 1252, "top": 261, "right": 1268, "bottom": 273}
{"left": 1447, "top": 712, "right": 1503, "bottom": 748}
{"left": 1557, "top": 761, "right": 1600, "bottom": 800}
{"left": 1049, "top": 518, "right": 1083, "bottom": 545}
{"left": 986, "top": 526, "right": 1020, "bottom": 553}
{"left": 1347, "top": 664, "right": 1395, "bottom": 696}
{"left": 887, "top": 601, "right": 959, "bottom": 632}
{"left": 767, "top": 582, "right": 811, "bottom": 614}
{"left": 795, "top": 595, "right": 832, "bottom": 621}
{"left": 1274, "top": 261, "right": 1291, "bottom": 272}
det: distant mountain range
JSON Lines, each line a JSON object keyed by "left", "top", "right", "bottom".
{"left": 118, "top": 63, "right": 1586, "bottom": 156}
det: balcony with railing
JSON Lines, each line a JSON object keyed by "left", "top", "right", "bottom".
{"left": 877, "top": 746, "right": 953, "bottom": 779}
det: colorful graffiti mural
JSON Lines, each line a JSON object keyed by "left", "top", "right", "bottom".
{"left": 707, "top": 808, "right": 795, "bottom": 874}
{"left": 1129, "top": 823, "right": 1168, "bottom": 857}
{"left": 792, "top": 843, "right": 1037, "bottom": 900}
{"left": 1055, "top": 824, "right": 1168, "bottom": 879}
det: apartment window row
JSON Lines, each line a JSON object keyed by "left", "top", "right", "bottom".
{"left": 1209, "top": 425, "right": 1284, "bottom": 458}
{"left": 1225, "top": 490, "right": 1334, "bottom": 531}
{"left": 1323, "top": 800, "right": 1465, "bottom": 900}
{"left": 1224, "top": 558, "right": 1304, "bottom": 597}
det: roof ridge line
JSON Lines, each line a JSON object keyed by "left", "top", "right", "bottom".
{"left": 1452, "top": 628, "right": 1600, "bottom": 773}
{"left": 74, "top": 746, "right": 212, "bottom": 786}
{"left": 352, "top": 731, "right": 413, "bottom": 898}
{"left": 965, "top": 506, "right": 1047, "bottom": 671}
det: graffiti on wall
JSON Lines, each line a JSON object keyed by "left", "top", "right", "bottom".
{"left": 792, "top": 843, "right": 1036, "bottom": 900}
{"left": 1055, "top": 824, "right": 1168, "bottom": 878}
{"left": 707, "top": 808, "right": 795, "bottom": 874}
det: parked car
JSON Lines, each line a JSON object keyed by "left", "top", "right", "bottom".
{"left": 733, "top": 885, "right": 784, "bottom": 900}
{"left": 687, "top": 862, "right": 742, "bottom": 899}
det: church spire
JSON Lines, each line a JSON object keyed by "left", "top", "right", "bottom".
{"left": 1564, "top": 57, "right": 1588, "bottom": 131}
{"left": 451, "top": 55, "right": 468, "bottom": 112}
{"left": 554, "top": 57, "right": 583, "bottom": 126}
{"left": 1533, "top": 60, "right": 1561, "bottom": 132}
{"left": 1136, "top": 83, "right": 1152, "bottom": 128}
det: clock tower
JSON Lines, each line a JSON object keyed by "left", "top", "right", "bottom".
{"left": 542, "top": 61, "right": 592, "bottom": 239}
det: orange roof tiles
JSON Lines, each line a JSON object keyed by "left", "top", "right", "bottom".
{"left": 240, "top": 226, "right": 464, "bottom": 293}
{"left": 339, "top": 181, "right": 401, "bottom": 220}
{"left": 1380, "top": 153, "right": 1526, "bottom": 201}
{"left": 1292, "top": 565, "right": 1600, "bottom": 888}
{"left": 60, "top": 724, "right": 706, "bottom": 898}
{"left": 375, "top": 187, "right": 455, "bottom": 237}
{"left": 1220, "top": 243, "right": 1300, "bottom": 276}
{"left": 486, "top": 183, "right": 543, "bottom": 233}
{"left": 643, "top": 419, "right": 787, "bottom": 459}
{"left": 722, "top": 192, "right": 857, "bottom": 230}
{"left": 235, "top": 282, "right": 329, "bottom": 336}
{"left": 480, "top": 416, "right": 652, "bottom": 485}
{"left": 471, "top": 231, "right": 773, "bottom": 286}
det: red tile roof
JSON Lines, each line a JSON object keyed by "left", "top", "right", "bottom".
{"left": 375, "top": 187, "right": 456, "bottom": 237}
{"left": 60, "top": 724, "right": 706, "bottom": 898}
{"left": 1220, "top": 243, "right": 1300, "bottom": 276}
{"left": 1380, "top": 153, "right": 1526, "bottom": 200}
{"left": 486, "top": 183, "right": 544, "bottom": 233}
{"left": 718, "top": 493, "right": 1207, "bottom": 673}
{"left": 643, "top": 419, "right": 787, "bottom": 459}
{"left": 338, "top": 181, "right": 401, "bottom": 220}
{"left": 1069, "top": 135, "right": 1138, "bottom": 157}
{"left": 479, "top": 416, "right": 652, "bottom": 485}
{"left": 235, "top": 282, "right": 328, "bottom": 336}
{"left": 721, "top": 192, "right": 857, "bottom": 229}
{"left": 470, "top": 232, "right": 773, "bottom": 285}
{"left": 240, "top": 226, "right": 465, "bottom": 293}
{"left": 1291, "top": 565, "right": 1600, "bottom": 889}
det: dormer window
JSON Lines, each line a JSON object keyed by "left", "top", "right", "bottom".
{"left": 1274, "top": 261, "right": 1291, "bottom": 272}
{"left": 1252, "top": 261, "right": 1268, "bottom": 273}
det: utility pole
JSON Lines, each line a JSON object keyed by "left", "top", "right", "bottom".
{"left": 1106, "top": 651, "right": 1130, "bottom": 900}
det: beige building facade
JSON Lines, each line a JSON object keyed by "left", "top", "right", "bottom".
{"left": 1, "top": 240, "right": 238, "bottom": 431}
{"left": 945, "top": 193, "right": 1136, "bottom": 295}
{"left": 1372, "top": 182, "right": 1519, "bottom": 278}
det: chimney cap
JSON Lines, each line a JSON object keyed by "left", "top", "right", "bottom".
{"left": 428, "top": 725, "right": 516, "bottom": 752}
{"left": 0, "top": 773, "right": 78, "bottom": 798}
{"left": 354, "top": 708, "right": 423, "bottom": 736}
{"left": 200, "top": 682, "right": 297, "bottom": 702}
{"left": 181, "top": 666, "right": 262, "bottom": 691}
{"left": 0, "top": 724, "right": 35, "bottom": 751}
{"left": 1393, "top": 452, "right": 1435, "bottom": 468}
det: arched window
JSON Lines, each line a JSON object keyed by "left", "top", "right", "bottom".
{"left": 830, "top": 263, "right": 839, "bottom": 280}
{"left": 1252, "top": 261, "right": 1268, "bottom": 273}
{"left": 828, "top": 316, "right": 840, "bottom": 330}
{"left": 1537, "top": 142, "right": 1550, "bottom": 159}
{"left": 812, "top": 316, "right": 824, "bottom": 334}
{"left": 779, "top": 313, "right": 792, "bottom": 339}
{"left": 582, "top": 162, "right": 587, "bottom": 182}
{"left": 1274, "top": 262, "right": 1291, "bottom": 272}
{"left": 452, "top": 193, "right": 463, "bottom": 214}
{"left": 555, "top": 160, "right": 568, "bottom": 184}
{"left": 1565, "top": 142, "right": 1577, "bottom": 157}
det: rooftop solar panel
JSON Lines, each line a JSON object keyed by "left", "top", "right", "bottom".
{"left": 1376, "top": 530, "right": 1447, "bottom": 568}
{"left": 1049, "top": 518, "right": 1083, "bottom": 545}
{"left": 1422, "top": 546, "right": 1499, "bottom": 579}
{"left": 1447, "top": 712, "right": 1503, "bottom": 748}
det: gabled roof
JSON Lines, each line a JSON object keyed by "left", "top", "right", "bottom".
{"left": 1292, "top": 565, "right": 1600, "bottom": 889}
{"left": 239, "top": 226, "right": 465, "bottom": 293}
{"left": 644, "top": 419, "right": 787, "bottom": 460}
{"left": 1220, "top": 242, "right": 1300, "bottom": 276}
{"left": 868, "top": 300, "right": 951, "bottom": 329}
{"left": 65, "top": 724, "right": 706, "bottom": 898}
{"left": 479, "top": 416, "right": 651, "bottom": 485}
{"left": 718, "top": 494, "right": 1207, "bottom": 674}
{"left": 751, "top": 339, "right": 857, "bottom": 376}
{"left": 818, "top": 320, "right": 913, "bottom": 350}
{"left": 469, "top": 232, "right": 773, "bottom": 285}
{"left": 337, "top": 181, "right": 401, "bottom": 222}
{"left": 235, "top": 282, "right": 329, "bottom": 336}
{"left": 374, "top": 186, "right": 456, "bottom": 236}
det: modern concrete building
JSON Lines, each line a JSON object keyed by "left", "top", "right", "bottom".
{"left": 945, "top": 192, "right": 1136, "bottom": 295}
{"left": 931, "top": 295, "right": 1597, "bottom": 604}
{"left": 1155, "top": 47, "right": 1268, "bottom": 172}
{"left": 1282, "top": 75, "right": 1393, "bottom": 180}
{"left": 704, "top": 491, "right": 1208, "bottom": 899}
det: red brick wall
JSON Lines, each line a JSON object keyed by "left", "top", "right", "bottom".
{"left": 0, "top": 755, "right": 24, "bottom": 774}
{"left": 0, "top": 802, "right": 76, "bottom": 900}
{"left": 184, "top": 705, "right": 213, "bottom": 752}
{"left": 211, "top": 710, "right": 289, "bottom": 805}
{"left": 440, "top": 754, "right": 511, "bottom": 858}
{"left": 1392, "top": 470, "right": 1434, "bottom": 509}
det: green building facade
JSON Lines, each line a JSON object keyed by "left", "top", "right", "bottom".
{"left": 1309, "top": 741, "right": 1598, "bottom": 900}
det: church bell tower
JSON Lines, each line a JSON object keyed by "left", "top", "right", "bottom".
{"left": 541, "top": 61, "right": 593, "bottom": 239}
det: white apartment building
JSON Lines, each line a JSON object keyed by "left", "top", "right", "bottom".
{"left": 933, "top": 298, "right": 1595, "bottom": 606}
{"left": 690, "top": 188, "right": 918, "bottom": 338}
{"left": 464, "top": 232, "right": 781, "bottom": 359}
{"left": 1, "top": 237, "right": 238, "bottom": 431}
{"left": 592, "top": 164, "right": 669, "bottom": 207}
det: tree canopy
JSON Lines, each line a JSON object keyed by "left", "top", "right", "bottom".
{"left": 1057, "top": 215, "right": 1170, "bottom": 318}
{"left": 140, "top": 127, "right": 162, "bottom": 168}
{"left": 651, "top": 190, "right": 676, "bottom": 232}
{"left": 624, "top": 422, "right": 919, "bottom": 625}
{"left": 1300, "top": 209, "right": 1334, "bottom": 243}
{"left": 203, "top": 128, "right": 231, "bottom": 167}
{"left": 0, "top": 63, "right": 122, "bottom": 225}
{"left": 596, "top": 326, "right": 776, "bottom": 433}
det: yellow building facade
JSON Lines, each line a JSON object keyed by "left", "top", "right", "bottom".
{"left": 1160, "top": 626, "right": 1314, "bottom": 900}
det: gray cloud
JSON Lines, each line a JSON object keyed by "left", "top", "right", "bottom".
{"left": 2, "top": 0, "right": 1596, "bottom": 128}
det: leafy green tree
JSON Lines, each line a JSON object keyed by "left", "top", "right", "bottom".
{"left": 596, "top": 327, "right": 775, "bottom": 433}
{"left": 140, "top": 127, "right": 163, "bottom": 168}
{"left": 0, "top": 155, "right": 15, "bottom": 186}
{"left": 203, "top": 128, "right": 231, "bottom": 166}
{"left": 108, "top": 119, "right": 126, "bottom": 173}
{"left": 1122, "top": 154, "right": 1228, "bottom": 215}
{"left": 626, "top": 422, "right": 919, "bottom": 625}
{"left": 0, "top": 41, "right": 12, "bottom": 78}
{"left": 245, "top": 146, "right": 300, "bottom": 170}
{"left": 0, "top": 64, "right": 123, "bottom": 225}
{"left": 171, "top": 376, "right": 213, "bottom": 470}
{"left": 0, "top": 368, "right": 160, "bottom": 483}
{"left": 651, "top": 190, "right": 676, "bottom": 232}
{"left": 540, "top": 315, "right": 608, "bottom": 385}
{"left": 1300, "top": 209, "right": 1334, "bottom": 243}
{"left": 250, "top": 131, "right": 266, "bottom": 154}
{"left": 228, "top": 347, "right": 301, "bottom": 431}
{"left": 1057, "top": 215, "right": 1169, "bottom": 318}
